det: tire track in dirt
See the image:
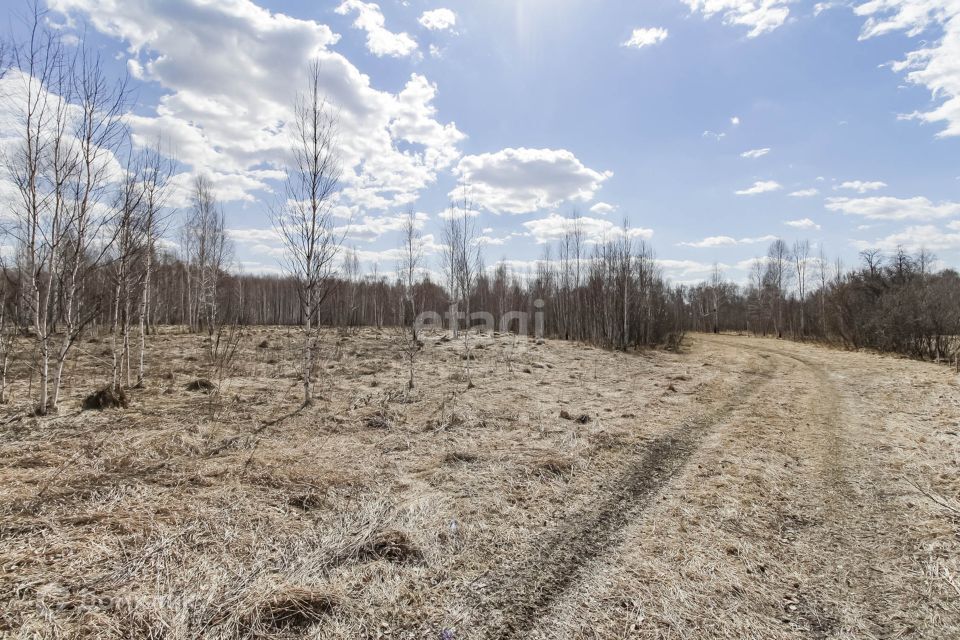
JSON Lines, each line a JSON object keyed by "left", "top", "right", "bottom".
{"left": 469, "top": 346, "right": 778, "bottom": 639}
{"left": 708, "top": 336, "right": 911, "bottom": 638}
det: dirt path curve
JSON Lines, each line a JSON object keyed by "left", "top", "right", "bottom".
{"left": 465, "top": 339, "right": 778, "bottom": 638}
{"left": 472, "top": 335, "right": 960, "bottom": 639}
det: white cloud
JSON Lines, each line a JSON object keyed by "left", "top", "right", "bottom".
{"left": 702, "top": 130, "right": 726, "bottom": 140}
{"left": 789, "top": 188, "right": 820, "bottom": 197}
{"left": 622, "top": 27, "right": 669, "bottom": 48}
{"left": 523, "top": 213, "right": 652, "bottom": 244}
{"left": 853, "top": 224, "right": 960, "bottom": 252}
{"left": 735, "top": 180, "right": 781, "bottom": 195}
{"left": 825, "top": 195, "right": 960, "bottom": 220}
{"left": 838, "top": 180, "right": 887, "bottom": 193}
{"left": 682, "top": 0, "right": 792, "bottom": 37}
{"left": 335, "top": 0, "right": 418, "bottom": 58}
{"left": 731, "top": 115, "right": 741, "bottom": 125}
{"left": 589, "top": 202, "right": 617, "bottom": 215}
{"left": 657, "top": 259, "right": 727, "bottom": 279}
{"left": 452, "top": 148, "right": 612, "bottom": 215}
{"left": 227, "top": 228, "right": 286, "bottom": 259}
{"left": 335, "top": 212, "right": 429, "bottom": 243}
{"left": 419, "top": 8, "right": 457, "bottom": 31}
{"left": 785, "top": 218, "right": 821, "bottom": 230}
{"left": 740, "top": 147, "right": 770, "bottom": 158}
{"left": 49, "top": 0, "right": 462, "bottom": 209}
{"left": 814, "top": 2, "right": 840, "bottom": 17}
{"left": 855, "top": 0, "right": 960, "bottom": 137}
{"left": 679, "top": 234, "right": 777, "bottom": 248}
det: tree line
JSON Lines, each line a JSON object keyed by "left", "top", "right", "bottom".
{"left": 685, "top": 239, "right": 960, "bottom": 363}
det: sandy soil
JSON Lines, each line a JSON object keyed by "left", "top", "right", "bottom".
{"left": 0, "top": 329, "right": 957, "bottom": 638}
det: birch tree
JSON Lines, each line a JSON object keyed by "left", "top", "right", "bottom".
{"left": 4, "top": 15, "right": 68, "bottom": 413}
{"left": 398, "top": 209, "right": 423, "bottom": 389}
{"left": 272, "top": 60, "right": 344, "bottom": 406}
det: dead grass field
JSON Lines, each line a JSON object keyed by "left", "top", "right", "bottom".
{"left": 1, "top": 328, "right": 958, "bottom": 638}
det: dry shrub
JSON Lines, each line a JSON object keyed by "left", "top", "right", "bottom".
{"left": 288, "top": 492, "right": 326, "bottom": 511}
{"left": 82, "top": 386, "right": 129, "bottom": 410}
{"left": 359, "top": 529, "right": 422, "bottom": 564}
{"left": 257, "top": 339, "right": 270, "bottom": 349}
{"left": 443, "top": 451, "right": 478, "bottom": 464}
{"left": 536, "top": 456, "right": 574, "bottom": 478}
{"left": 363, "top": 411, "right": 392, "bottom": 430}
{"left": 559, "top": 409, "right": 591, "bottom": 424}
{"left": 245, "top": 586, "right": 341, "bottom": 631}
{"left": 185, "top": 378, "right": 215, "bottom": 393}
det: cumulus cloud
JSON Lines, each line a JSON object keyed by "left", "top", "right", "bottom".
{"left": 838, "top": 180, "right": 887, "bottom": 193}
{"left": 853, "top": 224, "right": 960, "bottom": 252}
{"left": 789, "top": 188, "right": 820, "bottom": 197}
{"left": 335, "top": 0, "right": 418, "bottom": 57}
{"left": 855, "top": 0, "right": 960, "bottom": 137}
{"left": 522, "top": 213, "right": 652, "bottom": 245}
{"left": 452, "top": 148, "right": 612, "bottom": 215}
{"left": 227, "top": 228, "right": 286, "bottom": 258}
{"left": 682, "top": 0, "right": 792, "bottom": 37}
{"left": 785, "top": 218, "right": 821, "bottom": 230}
{"left": 335, "top": 212, "right": 429, "bottom": 243}
{"left": 657, "top": 259, "right": 727, "bottom": 280}
{"left": 825, "top": 195, "right": 960, "bottom": 220}
{"left": 622, "top": 27, "right": 669, "bottom": 48}
{"left": 740, "top": 147, "right": 770, "bottom": 158}
{"left": 679, "top": 234, "right": 777, "bottom": 248}
{"left": 48, "top": 0, "right": 463, "bottom": 209}
{"left": 589, "top": 202, "right": 617, "bottom": 215}
{"left": 419, "top": 8, "right": 456, "bottom": 31}
{"left": 735, "top": 180, "right": 781, "bottom": 195}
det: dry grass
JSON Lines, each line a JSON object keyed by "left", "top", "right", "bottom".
{"left": 0, "top": 327, "right": 705, "bottom": 638}
{"left": 0, "top": 329, "right": 957, "bottom": 638}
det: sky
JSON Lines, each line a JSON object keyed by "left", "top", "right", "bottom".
{"left": 3, "top": 0, "right": 960, "bottom": 283}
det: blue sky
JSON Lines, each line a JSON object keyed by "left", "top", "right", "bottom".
{"left": 9, "top": 0, "right": 960, "bottom": 282}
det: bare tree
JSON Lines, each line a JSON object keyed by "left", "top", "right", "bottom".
{"left": 398, "top": 209, "right": 423, "bottom": 389}
{"left": 135, "top": 143, "right": 174, "bottom": 386}
{"left": 110, "top": 156, "right": 147, "bottom": 391}
{"left": 53, "top": 45, "right": 130, "bottom": 406}
{"left": 184, "top": 175, "right": 231, "bottom": 335}
{"left": 709, "top": 262, "right": 724, "bottom": 334}
{"left": 442, "top": 189, "right": 481, "bottom": 385}
{"left": 815, "top": 245, "right": 829, "bottom": 337}
{"left": 0, "top": 257, "right": 15, "bottom": 404}
{"left": 4, "top": 12, "right": 69, "bottom": 413}
{"left": 765, "top": 239, "right": 791, "bottom": 338}
{"left": 272, "top": 60, "right": 344, "bottom": 406}
{"left": 793, "top": 239, "right": 810, "bottom": 337}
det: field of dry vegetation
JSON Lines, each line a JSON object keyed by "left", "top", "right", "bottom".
{"left": 1, "top": 328, "right": 958, "bottom": 639}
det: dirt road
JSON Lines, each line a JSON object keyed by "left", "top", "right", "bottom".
{"left": 473, "top": 334, "right": 960, "bottom": 639}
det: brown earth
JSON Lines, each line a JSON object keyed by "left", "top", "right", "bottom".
{"left": 0, "top": 329, "right": 957, "bottom": 638}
